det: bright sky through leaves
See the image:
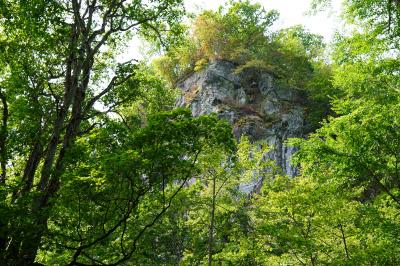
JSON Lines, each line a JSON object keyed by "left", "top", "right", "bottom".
{"left": 125, "top": 0, "right": 342, "bottom": 61}
{"left": 185, "top": 0, "right": 342, "bottom": 41}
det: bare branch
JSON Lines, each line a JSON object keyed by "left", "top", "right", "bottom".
{"left": 83, "top": 71, "right": 135, "bottom": 115}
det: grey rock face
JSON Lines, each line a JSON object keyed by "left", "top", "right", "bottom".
{"left": 176, "top": 60, "right": 305, "bottom": 190}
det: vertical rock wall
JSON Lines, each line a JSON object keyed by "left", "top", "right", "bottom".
{"left": 176, "top": 60, "right": 306, "bottom": 190}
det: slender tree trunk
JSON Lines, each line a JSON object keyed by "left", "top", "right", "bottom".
{"left": 11, "top": 141, "right": 43, "bottom": 201}
{"left": 0, "top": 89, "right": 8, "bottom": 252}
{"left": 339, "top": 223, "right": 350, "bottom": 260}
{"left": 0, "top": 89, "right": 8, "bottom": 183}
{"left": 310, "top": 255, "right": 316, "bottom": 266}
{"left": 208, "top": 174, "right": 216, "bottom": 266}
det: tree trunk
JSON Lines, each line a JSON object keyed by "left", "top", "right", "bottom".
{"left": 13, "top": 19, "right": 83, "bottom": 264}
{"left": 0, "top": 90, "right": 8, "bottom": 184}
{"left": 208, "top": 174, "right": 216, "bottom": 266}
{"left": 0, "top": 89, "right": 8, "bottom": 252}
{"left": 339, "top": 223, "right": 350, "bottom": 260}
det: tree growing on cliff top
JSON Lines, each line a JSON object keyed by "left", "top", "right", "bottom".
{"left": 152, "top": 1, "right": 329, "bottom": 88}
{"left": 151, "top": 1, "right": 335, "bottom": 131}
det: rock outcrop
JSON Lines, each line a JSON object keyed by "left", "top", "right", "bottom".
{"left": 176, "top": 60, "right": 306, "bottom": 190}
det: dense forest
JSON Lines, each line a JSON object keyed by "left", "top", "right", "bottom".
{"left": 1, "top": 0, "right": 400, "bottom": 265}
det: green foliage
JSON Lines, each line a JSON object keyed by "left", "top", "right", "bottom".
{"left": 282, "top": 0, "right": 400, "bottom": 264}
{"left": 152, "top": 1, "right": 333, "bottom": 96}
{"left": 193, "top": 1, "right": 278, "bottom": 62}
{"left": 37, "top": 109, "right": 235, "bottom": 265}
{"left": 0, "top": 0, "right": 191, "bottom": 264}
{"left": 142, "top": 1, "right": 400, "bottom": 265}
{"left": 312, "top": 0, "right": 400, "bottom": 37}
{"left": 2, "top": 0, "right": 400, "bottom": 264}
{"left": 152, "top": 0, "right": 280, "bottom": 85}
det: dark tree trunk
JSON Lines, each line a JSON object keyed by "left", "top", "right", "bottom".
{"left": 0, "top": 89, "right": 8, "bottom": 252}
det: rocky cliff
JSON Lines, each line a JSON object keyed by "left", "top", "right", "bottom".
{"left": 176, "top": 60, "right": 306, "bottom": 189}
